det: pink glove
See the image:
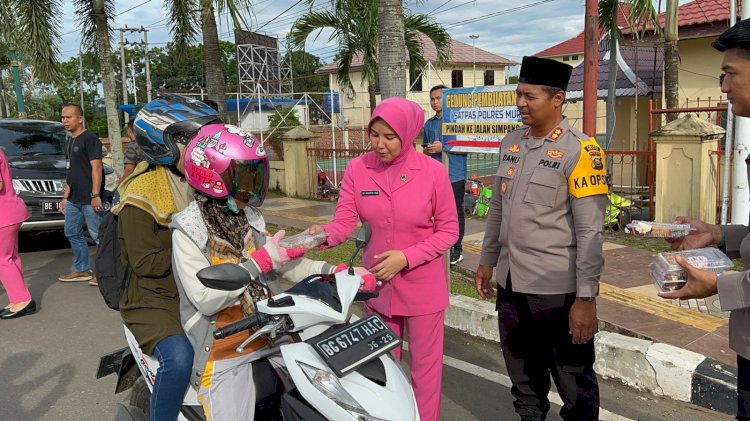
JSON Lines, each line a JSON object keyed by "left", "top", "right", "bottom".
{"left": 333, "top": 264, "right": 379, "bottom": 292}
{"left": 251, "top": 230, "right": 305, "bottom": 273}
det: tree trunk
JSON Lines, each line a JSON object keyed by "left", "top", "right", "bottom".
{"left": 664, "top": 40, "right": 679, "bottom": 121}
{"left": 377, "top": 0, "right": 407, "bottom": 99}
{"left": 664, "top": 0, "right": 679, "bottom": 122}
{"left": 201, "top": 3, "right": 227, "bottom": 121}
{"left": 368, "top": 83, "right": 377, "bottom": 115}
{"left": 93, "top": 0, "right": 123, "bottom": 175}
{"left": 0, "top": 70, "right": 7, "bottom": 118}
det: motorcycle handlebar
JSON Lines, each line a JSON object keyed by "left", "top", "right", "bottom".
{"left": 213, "top": 313, "right": 269, "bottom": 340}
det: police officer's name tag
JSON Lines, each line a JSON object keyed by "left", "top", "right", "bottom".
{"left": 361, "top": 190, "right": 379, "bottom": 196}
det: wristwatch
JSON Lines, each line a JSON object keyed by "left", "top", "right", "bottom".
{"left": 90, "top": 192, "right": 100, "bottom": 199}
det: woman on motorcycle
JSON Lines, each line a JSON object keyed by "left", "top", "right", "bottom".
{"left": 169, "top": 123, "right": 376, "bottom": 420}
{"left": 115, "top": 94, "right": 220, "bottom": 421}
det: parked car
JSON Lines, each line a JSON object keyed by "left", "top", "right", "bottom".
{"left": 0, "top": 119, "right": 69, "bottom": 231}
{"left": 1, "top": 119, "right": 116, "bottom": 233}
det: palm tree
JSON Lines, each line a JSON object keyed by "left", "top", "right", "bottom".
{"left": 377, "top": 0, "right": 407, "bottom": 99}
{"left": 75, "top": 0, "right": 124, "bottom": 175}
{"left": 0, "top": 0, "right": 63, "bottom": 115}
{"left": 164, "top": 0, "right": 253, "bottom": 120}
{"left": 289, "top": 0, "right": 450, "bottom": 113}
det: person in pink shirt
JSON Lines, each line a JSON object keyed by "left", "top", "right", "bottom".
{"left": 0, "top": 148, "right": 35, "bottom": 319}
{"left": 309, "top": 97, "right": 458, "bottom": 421}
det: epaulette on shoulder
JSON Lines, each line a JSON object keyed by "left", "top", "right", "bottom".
{"left": 568, "top": 127, "right": 590, "bottom": 142}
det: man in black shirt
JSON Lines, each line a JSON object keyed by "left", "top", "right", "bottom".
{"left": 59, "top": 104, "right": 104, "bottom": 284}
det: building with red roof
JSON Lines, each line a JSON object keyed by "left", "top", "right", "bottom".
{"left": 317, "top": 33, "right": 517, "bottom": 126}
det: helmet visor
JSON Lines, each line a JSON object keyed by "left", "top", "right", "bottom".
{"left": 222, "top": 159, "right": 269, "bottom": 207}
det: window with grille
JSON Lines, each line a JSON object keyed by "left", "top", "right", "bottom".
{"left": 451, "top": 70, "right": 463, "bottom": 88}
{"left": 484, "top": 70, "right": 495, "bottom": 86}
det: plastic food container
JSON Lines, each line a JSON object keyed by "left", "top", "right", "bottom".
{"left": 278, "top": 231, "right": 329, "bottom": 249}
{"left": 649, "top": 247, "right": 732, "bottom": 292}
{"left": 625, "top": 220, "right": 693, "bottom": 238}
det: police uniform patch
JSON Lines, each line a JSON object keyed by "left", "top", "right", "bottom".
{"left": 501, "top": 180, "right": 507, "bottom": 193}
{"left": 568, "top": 137, "right": 608, "bottom": 198}
{"left": 506, "top": 166, "right": 516, "bottom": 177}
{"left": 549, "top": 127, "right": 564, "bottom": 141}
{"left": 546, "top": 149, "right": 564, "bottom": 159}
{"left": 509, "top": 144, "right": 521, "bottom": 153}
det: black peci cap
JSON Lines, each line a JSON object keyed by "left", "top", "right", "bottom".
{"left": 518, "top": 56, "right": 574, "bottom": 90}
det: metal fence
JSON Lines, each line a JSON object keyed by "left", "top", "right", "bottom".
{"left": 307, "top": 148, "right": 368, "bottom": 201}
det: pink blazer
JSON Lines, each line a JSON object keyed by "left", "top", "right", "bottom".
{"left": 0, "top": 149, "right": 29, "bottom": 228}
{"left": 322, "top": 150, "right": 458, "bottom": 317}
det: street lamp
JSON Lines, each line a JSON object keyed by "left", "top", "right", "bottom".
{"left": 470, "top": 35, "right": 480, "bottom": 87}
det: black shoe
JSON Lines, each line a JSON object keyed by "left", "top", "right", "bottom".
{"left": 1, "top": 299, "right": 37, "bottom": 319}
{"left": 450, "top": 248, "right": 464, "bottom": 265}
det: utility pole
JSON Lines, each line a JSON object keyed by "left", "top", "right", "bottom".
{"left": 130, "top": 60, "right": 139, "bottom": 104}
{"left": 7, "top": 43, "right": 25, "bottom": 117}
{"left": 470, "top": 35, "right": 479, "bottom": 87}
{"left": 119, "top": 28, "right": 129, "bottom": 123}
{"left": 582, "top": 0, "right": 598, "bottom": 136}
{"left": 79, "top": 42, "right": 86, "bottom": 128}
{"left": 143, "top": 28, "right": 152, "bottom": 102}
{"left": 119, "top": 26, "right": 153, "bottom": 106}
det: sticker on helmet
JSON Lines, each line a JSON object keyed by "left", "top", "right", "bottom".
{"left": 213, "top": 180, "right": 225, "bottom": 194}
{"left": 256, "top": 144, "right": 266, "bottom": 156}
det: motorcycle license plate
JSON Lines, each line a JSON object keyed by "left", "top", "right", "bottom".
{"left": 311, "top": 314, "right": 400, "bottom": 377}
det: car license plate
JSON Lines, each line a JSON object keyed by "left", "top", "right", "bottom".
{"left": 41, "top": 200, "right": 61, "bottom": 214}
{"left": 311, "top": 314, "right": 400, "bottom": 377}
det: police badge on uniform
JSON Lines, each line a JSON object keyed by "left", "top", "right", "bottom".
{"left": 585, "top": 145, "right": 603, "bottom": 170}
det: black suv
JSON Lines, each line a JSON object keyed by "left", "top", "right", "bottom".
{"left": 0, "top": 119, "right": 69, "bottom": 231}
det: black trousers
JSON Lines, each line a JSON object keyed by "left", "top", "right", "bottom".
{"left": 739, "top": 354, "right": 750, "bottom": 420}
{"left": 496, "top": 280, "right": 599, "bottom": 420}
{"left": 451, "top": 180, "right": 465, "bottom": 251}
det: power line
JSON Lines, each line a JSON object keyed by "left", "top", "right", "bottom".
{"left": 255, "top": 0, "right": 306, "bottom": 32}
{"left": 445, "top": 0, "right": 560, "bottom": 28}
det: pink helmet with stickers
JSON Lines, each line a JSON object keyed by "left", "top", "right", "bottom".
{"left": 184, "top": 123, "right": 269, "bottom": 206}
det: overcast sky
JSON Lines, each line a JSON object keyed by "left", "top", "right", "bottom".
{"left": 55, "top": 0, "right": 694, "bottom": 64}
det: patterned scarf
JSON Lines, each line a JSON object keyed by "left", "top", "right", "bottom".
{"left": 112, "top": 164, "right": 192, "bottom": 226}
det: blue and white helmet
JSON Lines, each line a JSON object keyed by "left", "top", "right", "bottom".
{"left": 133, "top": 94, "right": 221, "bottom": 165}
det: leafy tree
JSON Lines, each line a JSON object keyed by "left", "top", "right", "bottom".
{"left": 74, "top": 0, "right": 123, "bottom": 174}
{"left": 289, "top": 0, "right": 450, "bottom": 113}
{"left": 267, "top": 108, "right": 302, "bottom": 141}
{"left": 286, "top": 50, "right": 328, "bottom": 94}
{"left": 164, "top": 0, "right": 253, "bottom": 120}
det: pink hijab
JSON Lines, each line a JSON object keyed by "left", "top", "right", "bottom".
{"left": 367, "top": 97, "right": 425, "bottom": 169}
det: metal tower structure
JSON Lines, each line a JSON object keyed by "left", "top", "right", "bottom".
{"left": 236, "top": 30, "right": 293, "bottom": 96}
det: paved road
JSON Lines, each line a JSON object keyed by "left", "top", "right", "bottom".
{"left": 0, "top": 231, "right": 731, "bottom": 420}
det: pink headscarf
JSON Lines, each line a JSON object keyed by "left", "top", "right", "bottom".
{"left": 368, "top": 97, "right": 425, "bottom": 167}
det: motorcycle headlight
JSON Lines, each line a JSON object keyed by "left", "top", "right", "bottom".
{"left": 297, "top": 361, "right": 388, "bottom": 421}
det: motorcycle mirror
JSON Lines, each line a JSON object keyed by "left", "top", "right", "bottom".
{"left": 348, "top": 223, "right": 371, "bottom": 270}
{"left": 197, "top": 263, "right": 253, "bottom": 291}
{"left": 355, "top": 223, "right": 371, "bottom": 249}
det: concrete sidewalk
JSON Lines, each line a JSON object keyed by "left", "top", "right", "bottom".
{"left": 261, "top": 195, "right": 738, "bottom": 415}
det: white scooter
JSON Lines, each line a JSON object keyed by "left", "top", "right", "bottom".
{"left": 97, "top": 225, "right": 420, "bottom": 421}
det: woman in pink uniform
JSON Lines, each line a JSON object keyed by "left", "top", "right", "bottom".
{"left": 309, "top": 97, "right": 458, "bottom": 421}
{"left": 0, "top": 148, "right": 35, "bottom": 319}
